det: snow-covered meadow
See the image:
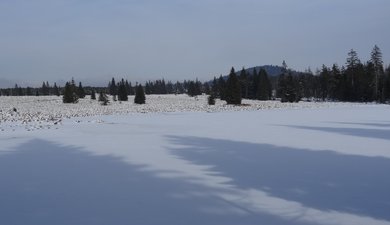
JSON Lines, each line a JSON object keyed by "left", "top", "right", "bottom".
{"left": 0, "top": 94, "right": 372, "bottom": 131}
{"left": 1, "top": 95, "right": 389, "bottom": 225}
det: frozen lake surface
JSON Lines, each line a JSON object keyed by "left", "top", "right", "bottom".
{"left": 1, "top": 97, "right": 389, "bottom": 225}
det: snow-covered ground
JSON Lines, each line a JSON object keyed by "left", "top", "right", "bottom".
{"left": 0, "top": 94, "right": 373, "bottom": 131}
{"left": 0, "top": 96, "right": 389, "bottom": 225}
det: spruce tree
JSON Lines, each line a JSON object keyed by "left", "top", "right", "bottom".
{"left": 239, "top": 67, "right": 248, "bottom": 99}
{"left": 282, "top": 60, "right": 288, "bottom": 73}
{"left": 327, "top": 64, "right": 339, "bottom": 100}
{"left": 91, "top": 90, "right": 96, "bottom": 100}
{"left": 108, "top": 78, "right": 117, "bottom": 96}
{"left": 211, "top": 77, "right": 218, "bottom": 96}
{"left": 208, "top": 93, "right": 216, "bottom": 105}
{"left": 166, "top": 81, "right": 175, "bottom": 94}
{"left": 217, "top": 75, "right": 226, "bottom": 100}
{"left": 117, "top": 79, "right": 128, "bottom": 101}
{"left": 78, "top": 82, "right": 86, "bottom": 98}
{"left": 134, "top": 84, "right": 146, "bottom": 104}
{"left": 13, "top": 84, "right": 19, "bottom": 96}
{"left": 70, "top": 78, "right": 79, "bottom": 103}
{"left": 346, "top": 49, "right": 361, "bottom": 91}
{"left": 278, "top": 73, "right": 298, "bottom": 103}
{"left": 63, "top": 82, "right": 75, "bottom": 103}
{"left": 126, "top": 80, "right": 134, "bottom": 95}
{"left": 257, "top": 68, "right": 272, "bottom": 100}
{"left": 203, "top": 82, "right": 211, "bottom": 95}
{"left": 98, "top": 91, "right": 109, "bottom": 105}
{"left": 63, "top": 79, "right": 79, "bottom": 103}
{"left": 41, "top": 82, "right": 49, "bottom": 96}
{"left": 225, "top": 67, "right": 241, "bottom": 105}
{"left": 187, "top": 80, "right": 202, "bottom": 97}
{"left": 145, "top": 82, "right": 151, "bottom": 94}
{"left": 370, "top": 45, "right": 384, "bottom": 102}
{"left": 26, "top": 87, "right": 33, "bottom": 96}
{"left": 187, "top": 81, "right": 195, "bottom": 97}
{"left": 383, "top": 66, "right": 390, "bottom": 101}
{"left": 249, "top": 68, "right": 259, "bottom": 99}
{"left": 53, "top": 83, "right": 60, "bottom": 96}
{"left": 319, "top": 65, "right": 330, "bottom": 101}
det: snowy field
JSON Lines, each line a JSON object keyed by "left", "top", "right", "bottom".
{"left": 0, "top": 94, "right": 367, "bottom": 131}
{"left": 0, "top": 96, "right": 390, "bottom": 225}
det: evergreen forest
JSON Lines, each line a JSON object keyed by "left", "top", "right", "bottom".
{"left": 1, "top": 46, "right": 389, "bottom": 105}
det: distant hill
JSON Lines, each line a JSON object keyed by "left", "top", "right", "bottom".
{"left": 216, "top": 65, "right": 298, "bottom": 80}
{"left": 239, "top": 65, "right": 284, "bottom": 77}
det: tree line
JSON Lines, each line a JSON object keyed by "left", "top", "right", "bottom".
{"left": 63, "top": 78, "right": 145, "bottom": 105}
{"left": 0, "top": 81, "right": 62, "bottom": 97}
{"left": 209, "top": 46, "right": 390, "bottom": 104}
{"left": 1, "top": 45, "right": 389, "bottom": 105}
{"left": 274, "top": 46, "right": 390, "bottom": 103}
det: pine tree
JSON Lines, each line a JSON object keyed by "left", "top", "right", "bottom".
{"left": 248, "top": 68, "right": 258, "bottom": 99}
{"left": 117, "top": 79, "right": 128, "bottom": 101}
{"left": 278, "top": 73, "right": 298, "bottom": 103}
{"left": 327, "top": 64, "right": 339, "bottom": 100}
{"left": 257, "top": 68, "right": 272, "bottom": 100}
{"left": 208, "top": 93, "right": 216, "bottom": 105}
{"left": 26, "top": 87, "right": 33, "bottom": 96}
{"left": 63, "top": 82, "right": 76, "bottom": 103}
{"left": 13, "top": 84, "right": 23, "bottom": 96}
{"left": 63, "top": 79, "right": 79, "bottom": 103}
{"left": 70, "top": 78, "right": 79, "bottom": 103}
{"left": 160, "top": 79, "right": 167, "bottom": 94}
{"left": 187, "top": 80, "right": 201, "bottom": 97}
{"left": 41, "top": 82, "right": 49, "bottom": 96}
{"left": 203, "top": 82, "right": 211, "bottom": 95}
{"left": 166, "top": 81, "right": 175, "bottom": 94}
{"left": 53, "top": 83, "right": 60, "bottom": 96}
{"left": 134, "top": 84, "right": 146, "bottom": 104}
{"left": 319, "top": 65, "right": 330, "bottom": 101}
{"left": 282, "top": 60, "right": 288, "bottom": 73}
{"left": 383, "top": 66, "right": 390, "bottom": 102}
{"left": 126, "top": 80, "right": 134, "bottom": 95}
{"left": 211, "top": 77, "right": 218, "bottom": 96}
{"left": 91, "top": 90, "right": 96, "bottom": 100}
{"left": 13, "top": 84, "right": 19, "bottom": 96}
{"left": 239, "top": 67, "right": 248, "bottom": 99}
{"left": 277, "top": 74, "right": 287, "bottom": 101}
{"left": 217, "top": 75, "right": 226, "bottom": 100}
{"left": 346, "top": 49, "right": 361, "bottom": 91}
{"left": 78, "top": 82, "right": 86, "bottom": 98}
{"left": 175, "top": 81, "right": 185, "bottom": 94}
{"left": 145, "top": 82, "right": 151, "bottom": 94}
{"left": 98, "top": 91, "right": 109, "bottom": 105}
{"left": 108, "top": 78, "right": 117, "bottom": 96}
{"left": 370, "top": 45, "right": 384, "bottom": 102}
{"left": 225, "top": 67, "right": 242, "bottom": 105}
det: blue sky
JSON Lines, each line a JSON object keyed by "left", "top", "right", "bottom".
{"left": 0, "top": 0, "right": 389, "bottom": 87}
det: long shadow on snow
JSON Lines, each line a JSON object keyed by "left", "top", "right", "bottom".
{"left": 0, "top": 139, "right": 293, "bottom": 225}
{"left": 284, "top": 125, "right": 390, "bottom": 140}
{"left": 329, "top": 121, "right": 390, "bottom": 129}
{"left": 167, "top": 135, "right": 390, "bottom": 221}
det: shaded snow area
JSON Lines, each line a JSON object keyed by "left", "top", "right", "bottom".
{"left": 0, "top": 95, "right": 369, "bottom": 131}
{"left": 1, "top": 101, "right": 390, "bottom": 225}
